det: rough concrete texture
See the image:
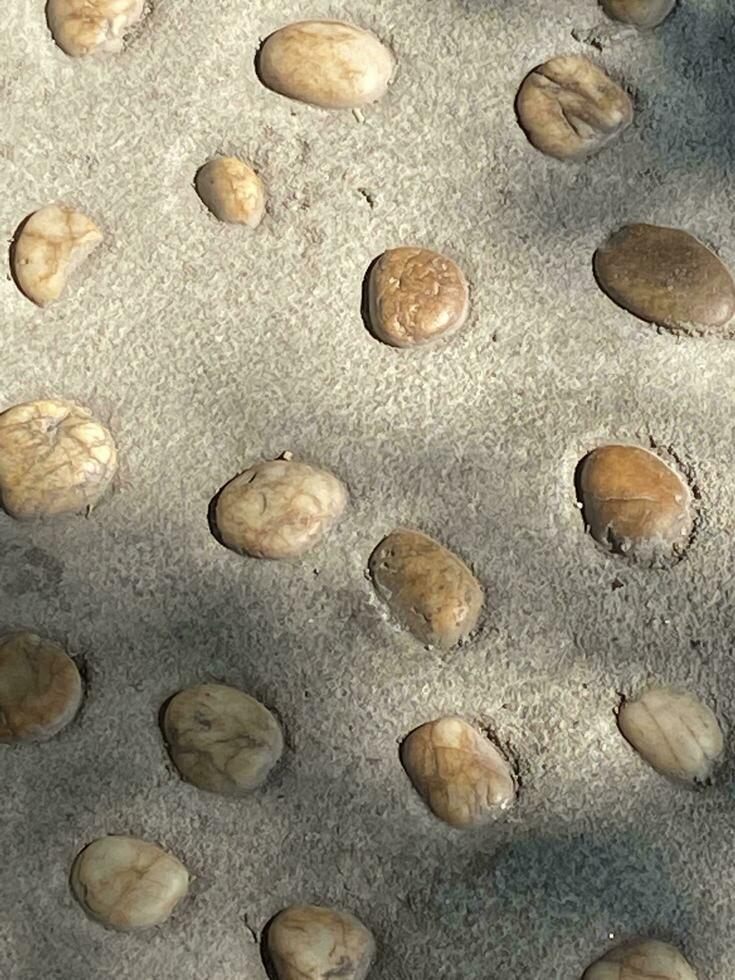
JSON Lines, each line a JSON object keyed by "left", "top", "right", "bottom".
{"left": 1, "top": 1, "right": 734, "bottom": 977}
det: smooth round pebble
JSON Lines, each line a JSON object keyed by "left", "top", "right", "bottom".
{"left": 71, "top": 836, "right": 189, "bottom": 931}
{"left": 258, "top": 20, "right": 394, "bottom": 109}
{"left": 0, "top": 631, "right": 82, "bottom": 743}
{"left": 583, "top": 939, "right": 698, "bottom": 979}
{"left": 267, "top": 904, "right": 375, "bottom": 980}
{"left": 594, "top": 223, "right": 735, "bottom": 334}
{"left": 195, "top": 157, "right": 266, "bottom": 227}
{"left": 516, "top": 54, "right": 632, "bottom": 160}
{"left": 367, "top": 246, "right": 469, "bottom": 348}
{"left": 618, "top": 686, "right": 723, "bottom": 784}
{"left": 0, "top": 399, "right": 117, "bottom": 519}
{"left": 163, "top": 683, "right": 283, "bottom": 795}
{"left": 369, "top": 528, "right": 483, "bottom": 649}
{"left": 401, "top": 716, "right": 516, "bottom": 828}
{"left": 214, "top": 458, "right": 347, "bottom": 559}
{"left": 12, "top": 203, "right": 102, "bottom": 306}
{"left": 601, "top": 0, "right": 675, "bottom": 28}
{"left": 47, "top": 0, "right": 144, "bottom": 56}
{"left": 578, "top": 444, "right": 693, "bottom": 564}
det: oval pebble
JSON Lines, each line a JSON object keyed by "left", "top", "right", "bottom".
{"left": 583, "top": 939, "right": 697, "bottom": 980}
{"left": 594, "top": 223, "right": 735, "bottom": 334}
{"left": 601, "top": 0, "right": 675, "bottom": 28}
{"left": 47, "top": 0, "right": 144, "bottom": 57}
{"left": 267, "top": 904, "right": 375, "bottom": 980}
{"left": 195, "top": 157, "right": 266, "bottom": 227}
{"left": 258, "top": 20, "right": 394, "bottom": 109}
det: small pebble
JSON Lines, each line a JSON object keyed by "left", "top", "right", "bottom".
{"left": 601, "top": 0, "right": 675, "bottom": 28}
{"left": 367, "top": 247, "right": 469, "bottom": 348}
{"left": 47, "top": 0, "right": 144, "bottom": 56}
{"left": 369, "top": 528, "right": 483, "bottom": 649}
{"left": 0, "top": 399, "right": 117, "bottom": 519}
{"left": 618, "top": 686, "right": 723, "bottom": 784}
{"left": 70, "top": 836, "right": 189, "bottom": 931}
{"left": 583, "top": 938, "right": 697, "bottom": 979}
{"left": 0, "top": 631, "right": 82, "bottom": 743}
{"left": 267, "top": 904, "right": 375, "bottom": 980}
{"left": 401, "top": 716, "right": 516, "bottom": 828}
{"left": 594, "top": 223, "right": 735, "bottom": 334}
{"left": 258, "top": 20, "right": 394, "bottom": 109}
{"left": 214, "top": 458, "right": 347, "bottom": 559}
{"left": 195, "top": 157, "right": 266, "bottom": 227}
{"left": 12, "top": 203, "right": 102, "bottom": 307}
{"left": 578, "top": 445, "right": 692, "bottom": 564}
{"left": 516, "top": 54, "right": 632, "bottom": 160}
{"left": 162, "top": 682, "right": 283, "bottom": 796}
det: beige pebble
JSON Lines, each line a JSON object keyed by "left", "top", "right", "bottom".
{"left": 367, "top": 247, "right": 469, "bottom": 348}
{"left": 0, "top": 399, "right": 117, "bottom": 520}
{"left": 618, "top": 686, "right": 723, "bottom": 784}
{"left": 71, "top": 836, "right": 189, "bottom": 931}
{"left": 163, "top": 682, "right": 283, "bottom": 795}
{"left": 195, "top": 157, "right": 266, "bottom": 227}
{"left": 583, "top": 938, "right": 697, "bottom": 979}
{"left": 578, "top": 445, "right": 692, "bottom": 565}
{"left": 516, "top": 54, "right": 632, "bottom": 160}
{"left": 258, "top": 20, "right": 394, "bottom": 109}
{"left": 0, "top": 631, "right": 82, "bottom": 743}
{"left": 267, "top": 904, "right": 375, "bottom": 980}
{"left": 369, "top": 529, "right": 483, "bottom": 649}
{"left": 601, "top": 0, "right": 675, "bottom": 28}
{"left": 12, "top": 204, "right": 102, "bottom": 307}
{"left": 47, "top": 0, "right": 144, "bottom": 57}
{"left": 402, "top": 716, "right": 516, "bottom": 828}
{"left": 214, "top": 458, "right": 347, "bottom": 559}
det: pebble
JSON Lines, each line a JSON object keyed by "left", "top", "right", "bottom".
{"left": 601, "top": 0, "right": 676, "bottom": 28}
{"left": 594, "top": 223, "right": 735, "bottom": 334}
{"left": 46, "top": 0, "right": 144, "bottom": 56}
{"left": 195, "top": 157, "right": 266, "bottom": 227}
{"left": 583, "top": 939, "right": 697, "bottom": 979}
{"left": 267, "top": 904, "right": 375, "bottom": 980}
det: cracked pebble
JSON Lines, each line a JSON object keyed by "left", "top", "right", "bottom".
{"left": 601, "top": 0, "right": 676, "bottom": 28}
{"left": 214, "top": 458, "right": 347, "bottom": 559}
{"left": 267, "top": 904, "right": 376, "bottom": 980}
{"left": 578, "top": 444, "right": 693, "bottom": 565}
{"left": 516, "top": 54, "right": 632, "bottom": 161}
{"left": 12, "top": 204, "right": 102, "bottom": 307}
{"left": 163, "top": 683, "right": 283, "bottom": 795}
{"left": 46, "top": 0, "right": 144, "bottom": 57}
{"left": 367, "top": 246, "right": 470, "bottom": 348}
{"left": 583, "top": 938, "right": 698, "bottom": 979}
{"left": 369, "top": 528, "right": 483, "bottom": 649}
{"left": 0, "top": 631, "right": 82, "bottom": 743}
{"left": 195, "top": 157, "right": 266, "bottom": 227}
{"left": 401, "top": 716, "right": 516, "bottom": 828}
{"left": 71, "top": 836, "right": 189, "bottom": 931}
{"left": 618, "top": 686, "right": 723, "bottom": 784}
{"left": 0, "top": 399, "right": 117, "bottom": 520}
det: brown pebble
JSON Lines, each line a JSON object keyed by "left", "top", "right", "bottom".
{"left": 601, "top": 0, "right": 675, "bottom": 28}
{"left": 583, "top": 939, "right": 697, "bottom": 980}
{"left": 267, "top": 904, "right": 375, "bottom": 980}
{"left": 195, "top": 157, "right": 266, "bottom": 227}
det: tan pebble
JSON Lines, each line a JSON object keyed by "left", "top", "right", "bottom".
{"left": 369, "top": 529, "right": 483, "bottom": 649}
{"left": 12, "top": 204, "right": 102, "bottom": 307}
{"left": 267, "top": 904, "right": 375, "bottom": 980}
{"left": 47, "top": 0, "right": 144, "bottom": 57}
{"left": 0, "top": 631, "right": 82, "bottom": 743}
{"left": 516, "top": 54, "right": 632, "bottom": 160}
{"left": 258, "top": 20, "right": 394, "bottom": 109}
{"left": 601, "top": 0, "right": 675, "bottom": 28}
{"left": 195, "top": 157, "right": 266, "bottom": 227}
{"left": 618, "top": 686, "right": 723, "bottom": 784}
{"left": 163, "top": 683, "right": 283, "bottom": 795}
{"left": 0, "top": 399, "right": 117, "bottom": 520}
{"left": 402, "top": 716, "right": 516, "bottom": 828}
{"left": 367, "top": 247, "right": 469, "bottom": 348}
{"left": 578, "top": 445, "right": 692, "bottom": 564}
{"left": 71, "top": 836, "right": 189, "bottom": 931}
{"left": 214, "top": 458, "right": 347, "bottom": 559}
{"left": 583, "top": 938, "right": 697, "bottom": 979}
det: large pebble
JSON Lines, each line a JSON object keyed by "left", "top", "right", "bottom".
{"left": 583, "top": 939, "right": 697, "bottom": 979}
{"left": 258, "top": 20, "right": 394, "bottom": 109}
{"left": 578, "top": 444, "right": 692, "bottom": 564}
{"left": 214, "top": 458, "right": 347, "bottom": 559}
{"left": 0, "top": 399, "right": 117, "bottom": 519}
{"left": 516, "top": 54, "right": 632, "bottom": 160}
{"left": 601, "top": 0, "right": 675, "bottom": 28}
{"left": 162, "top": 682, "right": 283, "bottom": 795}
{"left": 0, "top": 631, "right": 82, "bottom": 743}
{"left": 195, "top": 157, "right": 266, "bottom": 227}
{"left": 267, "top": 904, "right": 375, "bottom": 980}
{"left": 367, "top": 247, "right": 469, "bottom": 348}
{"left": 618, "top": 686, "right": 723, "bottom": 784}
{"left": 594, "top": 224, "right": 735, "bottom": 334}
{"left": 71, "top": 836, "right": 189, "bottom": 931}
{"left": 401, "top": 716, "right": 516, "bottom": 828}
{"left": 47, "top": 0, "right": 144, "bottom": 56}
{"left": 369, "top": 529, "right": 483, "bottom": 649}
